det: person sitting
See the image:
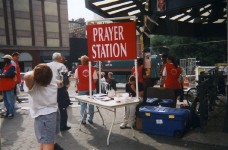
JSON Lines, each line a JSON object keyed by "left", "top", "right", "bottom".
{"left": 120, "top": 75, "right": 144, "bottom": 129}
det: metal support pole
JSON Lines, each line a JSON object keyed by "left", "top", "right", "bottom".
{"left": 134, "top": 59, "right": 139, "bottom": 100}
{"left": 107, "top": 109, "right": 116, "bottom": 145}
{"left": 223, "top": 0, "right": 228, "bottom": 133}
{"left": 199, "top": 75, "right": 206, "bottom": 132}
{"left": 89, "top": 61, "right": 92, "bottom": 98}
{"left": 87, "top": 16, "right": 136, "bottom": 24}
{"left": 99, "top": 61, "right": 101, "bottom": 94}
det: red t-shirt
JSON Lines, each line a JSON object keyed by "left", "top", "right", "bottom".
{"left": 77, "top": 65, "right": 96, "bottom": 91}
{"left": 132, "top": 65, "right": 144, "bottom": 83}
{"left": 15, "top": 62, "right": 21, "bottom": 83}
{"left": 164, "top": 63, "right": 182, "bottom": 89}
{"left": 0, "top": 64, "right": 16, "bottom": 91}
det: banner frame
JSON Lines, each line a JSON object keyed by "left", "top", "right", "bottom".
{"left": 86, "top": 16, "right": 139, "bottom": 100}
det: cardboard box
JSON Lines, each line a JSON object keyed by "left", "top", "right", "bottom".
{"left": 136, "top": 117, "right": 142, "bottom": 130}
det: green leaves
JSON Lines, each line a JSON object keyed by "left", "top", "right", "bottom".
{"left": 150, "top": 35, "right": 226, "bottom": 65}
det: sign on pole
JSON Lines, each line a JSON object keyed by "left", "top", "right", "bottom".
{"left": 87, "top": 22, "right": 136, "bottom": 61}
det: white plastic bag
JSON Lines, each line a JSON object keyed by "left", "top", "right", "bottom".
{"left": 107, "top": 89, "right": 115, "bottom": 98}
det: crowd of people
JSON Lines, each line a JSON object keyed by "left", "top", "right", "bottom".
{"left": 0, "top": 51, "right": 183, "bottom": 149}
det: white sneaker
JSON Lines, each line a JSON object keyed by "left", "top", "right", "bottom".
{"left": 15, "top": 103, "right": 21, "bottom": 109}
{"left": 120, "top": 123, "right": 127, "bottom": 129}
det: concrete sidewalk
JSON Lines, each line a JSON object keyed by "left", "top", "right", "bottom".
{"left": 1, "top": 80, "right": 228, "bottom": 150}
{"left": 1, "top": 101, "right": 228, "bottom": 150}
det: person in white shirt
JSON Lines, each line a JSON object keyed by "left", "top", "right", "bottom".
{"left": 101, "top": 72, "right": 107, "bottom": 93}
{"left": 47, "top": 52, "right": 67, "bottom": 85}
{"left": 47, "top": 53, "right": 71, "bottom": 131}
{"left": 24, "top": 64, "right": 60, "bottom": 150}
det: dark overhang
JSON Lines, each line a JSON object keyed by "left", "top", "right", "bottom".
{"left": 85, "top": 0, "right": 226, "bottom": 37}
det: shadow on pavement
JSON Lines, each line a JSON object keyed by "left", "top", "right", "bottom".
{"left": 1, "top": 110, "right": 25, "bottom": 147}
{"left": 145, "top": 130, "right": 228, "bottom": 150}
{"left": 57, "top": 131, "right": 87, "bottom": 150}
{"left": 85, "top": 123, "right": 157, "bottom": 150}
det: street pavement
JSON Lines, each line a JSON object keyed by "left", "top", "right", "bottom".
{"left": 1, "top": 79, "right": 228, "bottom": 150}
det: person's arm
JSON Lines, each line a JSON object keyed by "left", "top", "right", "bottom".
{"left": 161, "top": 66, "right": 167, "bottom": 86}
{"left": 93, "top": 70, "right": 98, "bottom": 84}
{"left": 4, "top": 66, "right": 16, "bottom": 78}
{"left": 138, "top": 83, "right": 144, "bottom": 97}
{"left": 24, "top": 71, "right": 34, "bottom": 90}
{"left": 139, "top": 90, "right": 144, "bottom": 97}
{"left": 130, "top": 83, "right": 144, "bottom": 97}
{"left": 74, "top": 69, "right": 78, "bottom": 86}
{"left": 142, "top": 67, "right": 147, "bottom": 79}
{"left": 125, "top": 83, "right": 130, "bottom": 93}
{"left": 130, "top": 84, "right": 136, "bottom": 93}
{"left": 57, "top": 64, "right": 67, "bottom": 84}
{"left": 58, "top": 63, "right": 67, "bottom": 73}
{"left": 178, "top": 67, "right": 183, "bottom": 75}
{"left": 111, "top": 79, "right": 117, "bottom": 91}
{"left": 131, "top": 67, "right": 135, "bottom": 75}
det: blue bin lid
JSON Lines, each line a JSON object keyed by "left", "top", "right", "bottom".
{"left": 161, "top": 99, "right": 173, "bottom": 103}
{"left": 139, "top": 106, "right": 189, "bottom": 116}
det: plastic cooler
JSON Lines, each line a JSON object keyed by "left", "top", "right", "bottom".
{"left": 139, "top": 106, "right": 189, "bottom": 137}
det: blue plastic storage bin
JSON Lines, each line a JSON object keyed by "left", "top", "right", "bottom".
{"left": 139, "top": 106, "right": 190, "bottom": 137}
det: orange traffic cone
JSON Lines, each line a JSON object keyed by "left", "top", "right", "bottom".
{"left": 183, "top": 77, "right": 190, "bottom": 87}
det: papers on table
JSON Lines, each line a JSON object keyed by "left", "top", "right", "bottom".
{"left": 93, "top": 94, "right": 107, "bottom": 97}
{"left": 92, "top": 94, "right": 111, "bottom": 101}
{"left": 93, "top": 97, "right": 111, "bottom": 101}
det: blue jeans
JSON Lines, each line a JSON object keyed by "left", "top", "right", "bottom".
{"left": 3, "top": 89, "right": 15, "bottom": 115}
{"left": 78, "top": 90, "right": 96, "bottom": 122}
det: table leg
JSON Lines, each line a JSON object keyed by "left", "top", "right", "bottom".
{"left": 129, "top": 105, "right": 135, "bottom": 137}
{"left": 96, "top": 106, "right": 104, "bottom": 125}
{"left": 130, "top": 124, "right": 135, "bottom": 137}
{"left": 107, "top": 108, "right": 116, "bottom": 145}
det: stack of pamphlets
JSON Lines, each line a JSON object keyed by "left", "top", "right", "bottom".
{"left": 93, "top": 94, "right": 111, "bottom": 101}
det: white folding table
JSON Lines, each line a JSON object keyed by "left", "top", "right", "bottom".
{"left": 75, "top": 94, "right": 140, "bottom": 145}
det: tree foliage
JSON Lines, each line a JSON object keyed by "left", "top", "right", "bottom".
{"left": 150, "top": 35, "right": 227, "bottom": 66}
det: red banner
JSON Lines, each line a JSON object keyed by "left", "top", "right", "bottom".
{"left": 87, "top": 22, "right": 136, "bottom": 61}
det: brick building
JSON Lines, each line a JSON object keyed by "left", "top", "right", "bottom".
{"left": 0, "top": 0, "right": 69, "bottom": 71}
